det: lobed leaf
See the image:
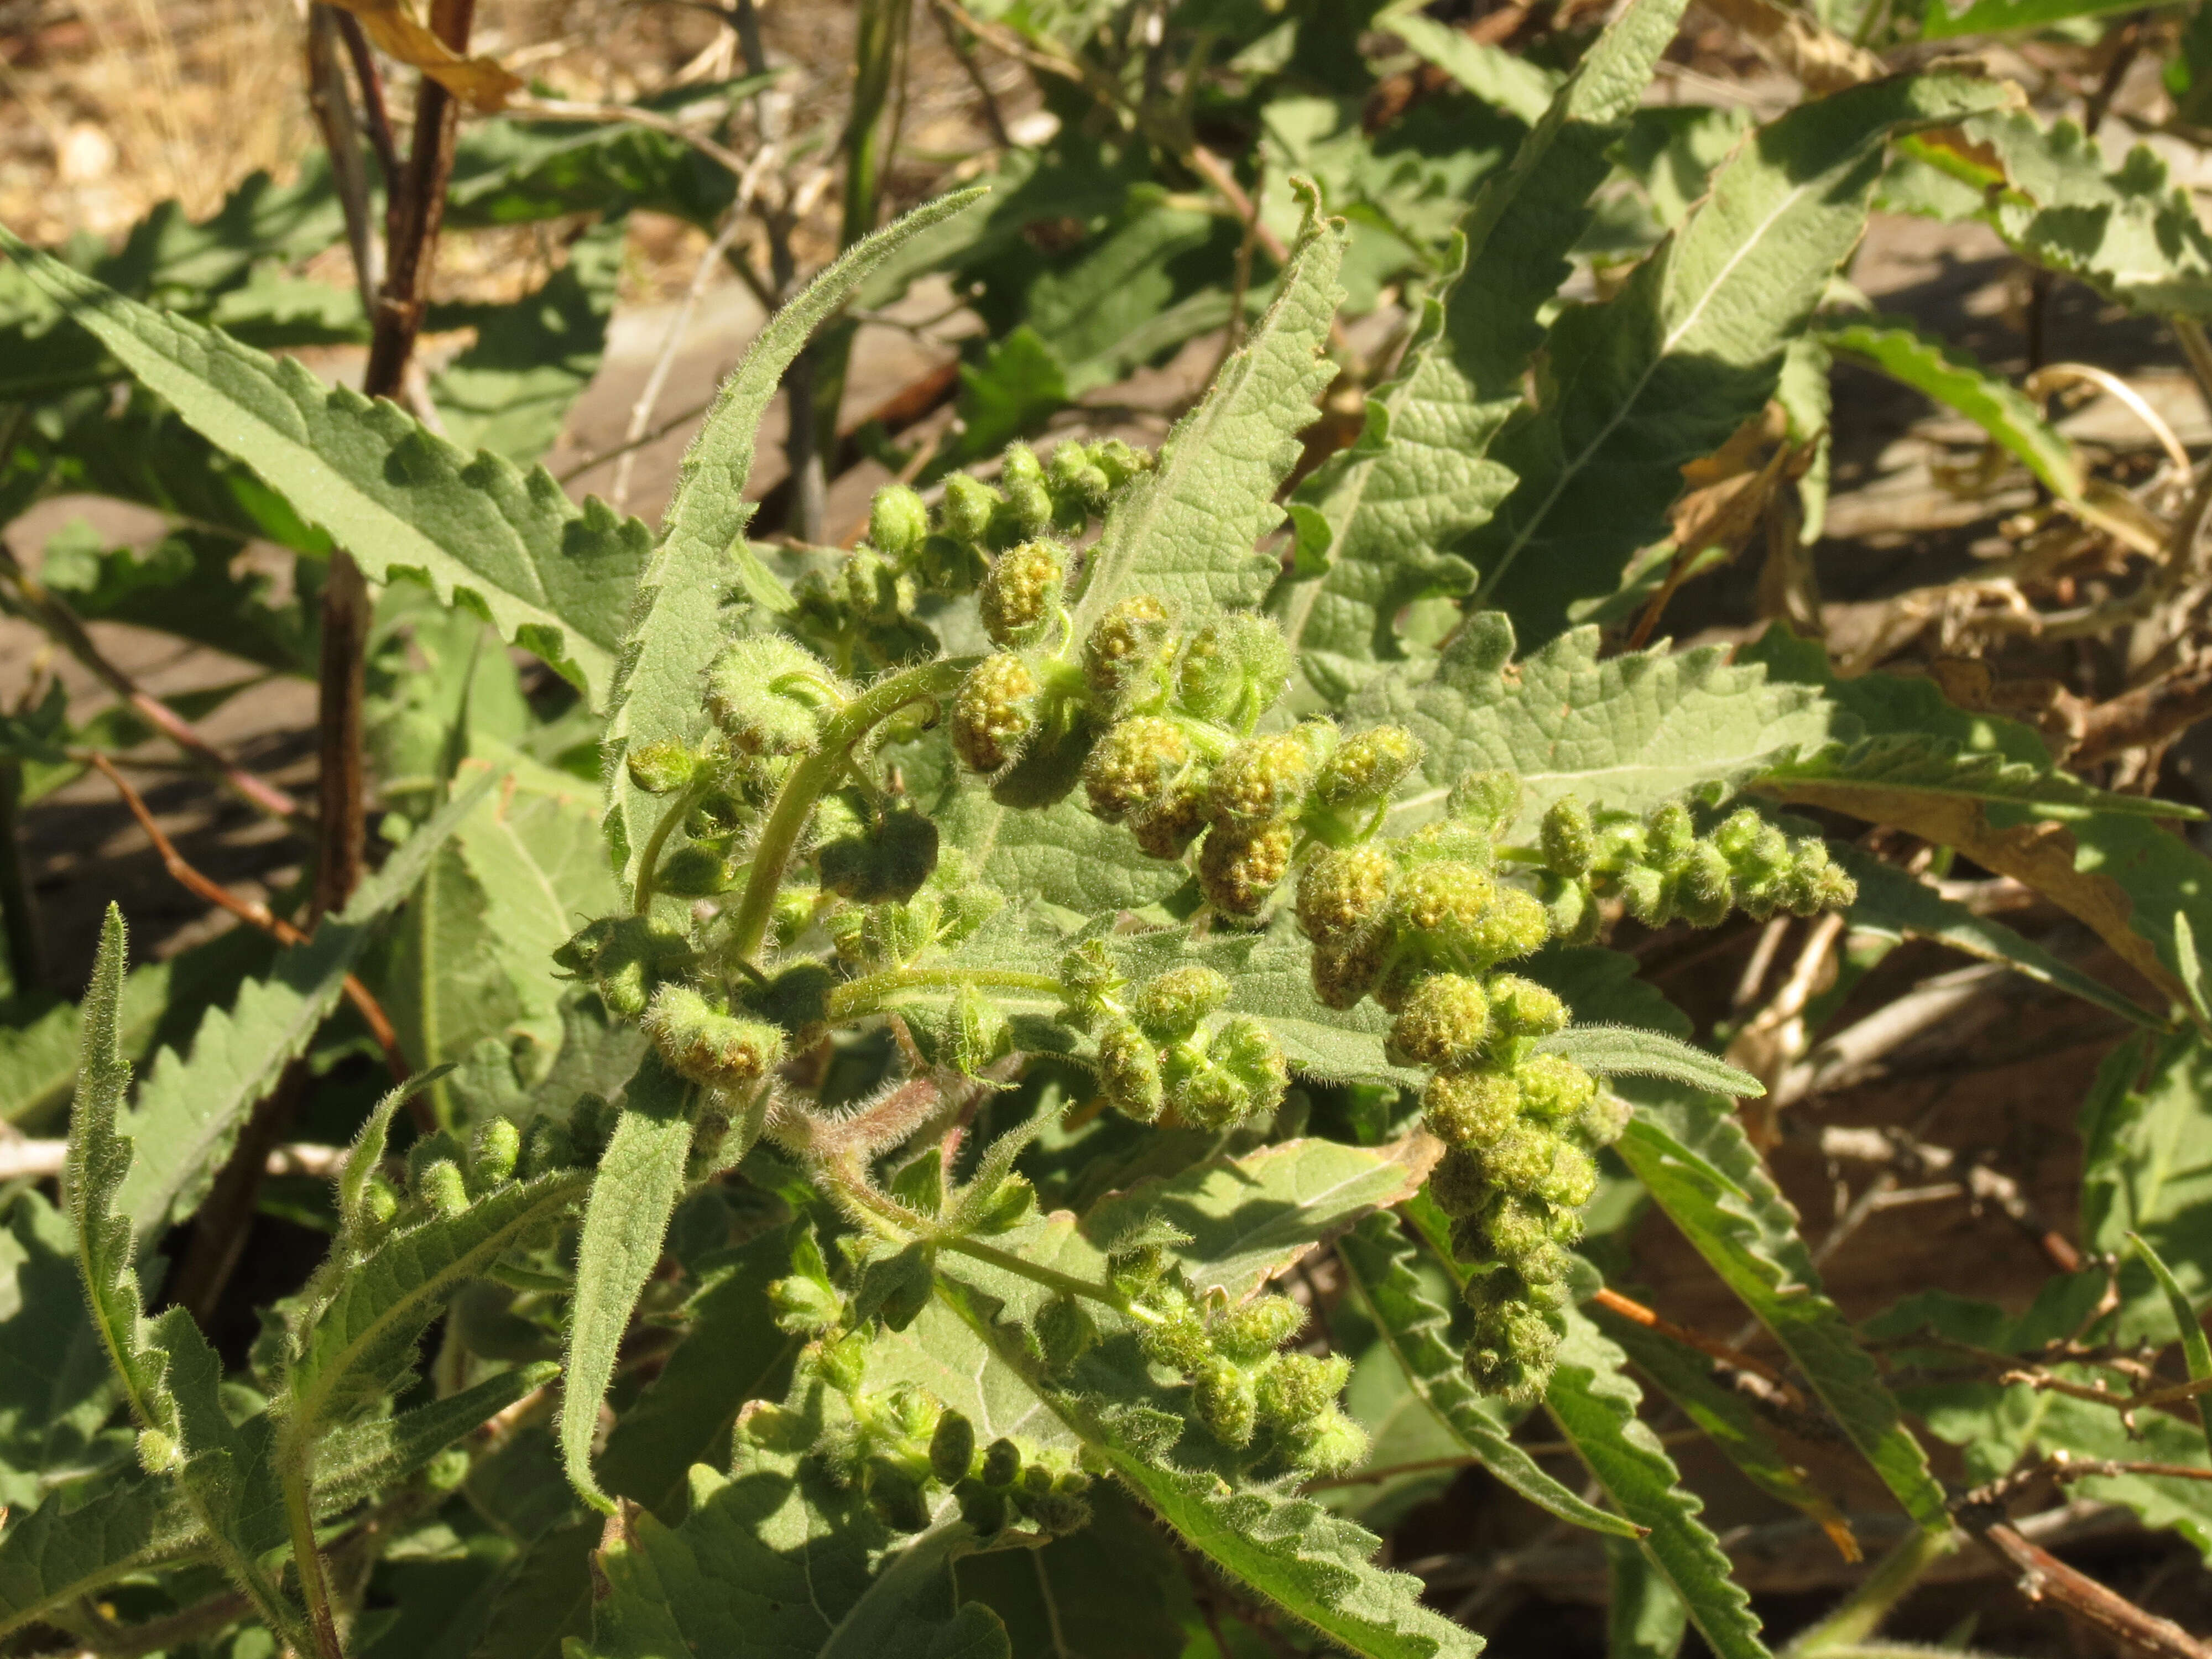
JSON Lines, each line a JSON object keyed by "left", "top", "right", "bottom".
{"left": 2079, "top": 1033, "right": 2212, "bottom": 1340}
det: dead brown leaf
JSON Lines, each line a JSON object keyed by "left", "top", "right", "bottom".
{"left": 322, "top": 0, "right": 521, "bottom": 112}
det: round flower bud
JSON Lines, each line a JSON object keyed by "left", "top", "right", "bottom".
{"left": 1082, "top": 716, "right": 1193, "bottom": 822}
{"left": 1314, "top": 726, "right": 1422, "bottom": 810}
{"left": 1646, "top": 801, "right": 1696, "bottom": 870}
{"left": 1467, "top": 886, "right": 1552, "bottom": 968}
{"left": 625, "top": 739, "right": 698, "bottom": 796}
{"left": 769, "top": 1274, "right": 843, "bottom": 1333}
{"left": 1284, "top": 1409, "right": 1369, "bottom": 1475}
{"left": 1130, "top": 778, "right": 1209, "bottom": 860}
{"left": 1400, "top": 818, "right": 1496, "bottom": 870}
{"left": 418, "top": 1159, "right": 468, "bottom": 1219}
{"left": 1296, "top": 844, "right": 1396, "bottom": 946}
{"left": 1097, "top": 1020, "right": 1164, "bottom": 1123}
{"left": 869, "top": 482, "right": 930, "bottom": 565}
{"left": 1484, "top": 1192, "right": 1580, "bottom": 1262}
{"left": 981, "top": 1437, "right": 1023, "bottom": 1489}
{"left": 1514, "top": 1053, "right": 1598, "bottom": 1124}
{"left": 1616, "top": 863, "right": 1668, "bottom": 925}
{"left": 1540, "top": 797, "right": 1595, "bottom": 878}
{"left": 643, "top": 984, "right": 787, "bottom": 1089}
{"left": 1310, "top": 932, "right": 1387, "bottom": 1010}
{"left": 1673, "top": 840, "right": 1735, "bottom": 928}
{"left": 1092, "top": 437, "right": 1155, "bottom": 487}
{"left": 468, "top": 1117, "right": 520, "bottom": 1194}
{"left": 1423, "top": 1067, "right": 1520, "bottom": 1151}
{"left": 1486, "top": 975, "right": 1568, "bottom": 1040}
{"left": 1177, "top": 614, "right": 1292, "bottom": 729}
{"left": 1131, "top": 966, "right": 1231, "bottom": 1044}
{"left": 1717, "top": 809, "right": 1791, "bottom": 884}
{"left": 952, "top": 653, "right": 1040, "bottom": 773}
{"left": 1194, "top": 1358, "right": 1258, "bottom": 1447}
{"left": 1197, "top": 823, "right": 1293, "bottom": 917}
{"left": 1254, "top": 1352, "right": 1349, "bottom": 1429}
{"left": 930, "top": 1411, "right": 977, "bottom": 1485}
{"left": 137, "top": 1428, "right": 181, "bottom": 1476}
{"left": 1211, "top": 1295, "right": 1305, "bottom": 1365}
{"left": 657, "top": 844, "right": 734, "bottom": 898}
{"left": 1539, "top": 872, "right": 1597, "bottom": 946}
{"left": 1481, "top": 1125, "right": 1563, "bottom": 1198}
{"left": 1447, "top": 769, "right": 1521, "bottom": 835}
{"left": 1465, "top": 1296, "right": 1562, "bottom": 1400}
{"left": 1034, "top": 1293, "right": 1098, "bottom": 1373}
{"left": 1592, "top": 812, "right": 1648, "bottom": 873}
{"left": 704, "top": 637, "right": 846, "bottom": 755}
{"left": 941, "top": 473, "right": 1001, "bottom": 546}
{"left": 980, "top": 539, "right": 1067, "bottom": 647}
{"left": 359, "top": 1174, "right": 403, "bottom": 1227}
{"left": 1209, "top": 731, "right": 1322, "bottom": 830}
{"left": 1047, "top": 439, "right": 1112, "bottom": 513}
{"left": 1207, "top": 1016, "right": 1289, "bottom": 1120}
{"left": 1000, "top": 443, "right": 1053, "bottom": 539}
{"left": 1539, "top": 1140, "right": 1598, "bottom": 1209}
{"left": 1428, "top": 1147, "right": 1491, "bottom": 1217}
{"left": 1389, "top": 974, "right": 1491, "bottom": 1068}
{"left": 1082, "top": 594, "right": 1177, "bottom": 711}
{"left": 1136, "top": 1298, "right": 1212, "bottom": 1374}
{"left": 957, "top": 1479, "right": 1007, "bottom": 1534}
{"left": 1578, "top": 1091, "right": 1634, "bottom": 1147}
{"left": 1392, "top": 860, "right": 1495, "bottom": 941}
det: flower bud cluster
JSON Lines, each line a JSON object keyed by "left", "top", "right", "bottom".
{"left": 1058, "top": 950, "right": 1287, "bottom": 1129}
{"left": 1536, "top": 798, "right": 1856, "bottom": 940}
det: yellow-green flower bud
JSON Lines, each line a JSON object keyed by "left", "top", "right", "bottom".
{"left": 468, "top": 1117, "right": 520, "bottom": 1195}
{"left": 1097, "top": 1020, "right": 1164, "bottom": 1123}
{"left": 1254, "top": 1352, "right": 1349, "bottom": 1429}
{"left": 1207, "top": 1016, "right": 1288, "bottom": 1120}
{"left": 1296, "top": 844, "right": 1396, "bottom": 946}
{"left": 1592, "top": 812, "right": 1647, "bottom": 872}
{"left": 1082, "top": 594, "right": 1176, "bottom": 711}
{"left": 1136, "top": 1296, "right": 1212, "bottom": 1374}
{"left": 625, "top": 738, "right": 697, "bottom": 796}
{"left": 1578, "top": 1091, "right": 1634, "bottom": 1147}
{"left": 1389, "top": 974, "right": 1491, "bottom": 1068}
{"left": 951, "top": 652, "right": 1040, "bottom": 773}
{"left": 1131, "top": 778, "right": 1209, "bottom": 860}
{"left": 1392, "top": 860, "right": 1495, "bottom": 940}
{"left": 1540, "top": 797, "right": 1595, "bottom": 878}
{"left": 1083, "top": 716, "right": 1193, "bottom": 822}
{"left": 1514, "top": 1053, "right": 1598, "bottom": 1123}
{"left": 1000, "top": 443, "right": 1052, "bottom": 539}
{"left": 1034, "top": 1294, "right": 1097, "bottom": 1373}
{"left": 1310, "top": 932, "right": 1388, "bottom": 1010}
{"left": 1211, "top": 1294, "right": 1305, "bottom": 1364}
{"left": 643, "top": 984, "right": 787, "bottom": 1089}
{"left": 1057, "top": 938, "right": 1124, "bottom": 1028}
{"left": 137, "top": 1427, "right": 181, "bottom": 1476}
{"left": 660, "top": 844, "right": 735, "bottom": 899}
{"left": 1400, "top": 818, "right": 1496, "bottom": 870}
{"left": 704, "top": 637, "right": 846, "bottom": 755}
{"left": 1715, "top": 808, "right": 1790, "bottom": 882}
{"left": 419, "top": 1158, "right": 468, "bottom": 1219}
{"left": 1046, "top": 439, "right": 1111, "bottom": 512}
{"left": 980, "top": 539, "right": 1067, "bottom": 648}
{"left": 1538, "top": 873, "right": 1597, "bottom": 946}
{"left": 1197, "top": 822, "right": 1293, "bottom": 917}
{"left": 1194, "top": 1358, "right": 1258, "bottom": 1447}
{"left": 1486, "top": 975, "right": 1568, "bottom": 1040}
{"left": 1429, "top": 1147, "right": 1490, "bottom": 1217}
{"left": 1283, "top": 1408, "right": 1368, "bottom": 1475}
{"left": 1673, "top": 841, "right": 1735, "bottom": 928}
{"left": 1131, "top": 966, "right": 1231, "bottom": 1044}
{"left": 1423, "top": 1067, "right": 1520, "bottom": 1150}
{"left": 1617, "top": 863, "right": 1668, "bottom": 924}
{"left": 1646, "top": 801, "right": 1695, "bottom": 870}
{"left": 1093, "top": 437, "right": 1154, "bottom": 487}
{"left": 769, "top": 1272, "right": 842, "bottom": 1333}
{"left": 948, "top": 984, "right": 1014, "bottom": 1077}
{"left": 929, "top": 1411, "right": 977, "bottom": 1485}
{"left": 1539, "top": 1140, "right": 1598, "bottom": 1209}
{"left": 1464, "top": 886, "right": 1551, "bottom": 967}
{"left": 869, "top": 482, "right": 930, "bottom": 565}
{"left": 1177, "top": 614, "right": 1291, "bottom": 729}
{"left": 1447, "top": 769, "right": 1521, "bottom": 834}
{"left": 1313, "top": 726, "right": 1422, "bottom": 810}
{"left": 942, "top": 473, "right": 1000, "bottom": 546}
{"left": 1209, "top": 729, "right": 1325, "bottom": 830}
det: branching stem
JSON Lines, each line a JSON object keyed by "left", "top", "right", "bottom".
{"left": 827, "top": 966, "right": 1065, "bottom": 1021}
{"left": 726, "top": 657, "right": 978, "bottom": 965}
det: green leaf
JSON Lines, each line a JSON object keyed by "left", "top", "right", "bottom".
{"left": 1756, "top": 734, "right": 2190, "bottom": 821}
{"left": 1358, "top": 613, "right": 1832, "bottom": 840}
{"left": 2080, "top": 1033, "right": 2212, "bottom": 1340}
{"left": 1814, "top": 317, "right": 2081, "bottom": 501}
{"left": 1537, "top": 1026, "right": 1764, "bottom": 1097}
{"left": 582, "top": 1386, "right": 1010, "bottom": 1659}
{"left": 2128, "top": 1232, "right": 2212, "bottom": 1449}
{"left": 1546, "top": 1304, "right": 1770, "bottom": 1659}
{"left": 1271, "top": 0, "right": 1690, "bottom": 706}
{"left": 934, "top": 782, "right": 1192, "bottom": 922}
{"left": 1066, "top": 182, "right": 1346, "bottom": 637}
{"left": 1463, "top": 72, "right": 2011, "bottom": 644}
{"left": 1924, "top": 0, "right": 2154, "bottom": 43}
{"left": 1336, "top": 1211, "right": 1640, "bottom": 1537}
{"left": 287, "top": 1171, "right": 583, "bottom": 1442}
{"left": 953, "top": 1483, "right": 1204, "bottom": 1658}
{"left": 599, "top": 187, "right": 986, "bottom": 887}
{"left": 1606, "top": 1535, "right": 1688, "bottom": 1659}
{"left": 430, "top": 216, "right": 626, "bottom": 466}
{"left": 560, "top": 1052, "right": 697, "bottom": 1511}
{"left": 0, "top": 1192, "right": 111, "bottom": 1511}
{"left": 1615, "top": 1092, "right": 1949, "bottom": 1531}
{"left": 116, "top": 768, "right": 502, "bottom": 1244}
{"left": 1381, "top": 10, "right": 1561, "bottom": 123}
{"left": 1084, "top": 1135, "right": 1438, "bottom": 1305}
{"left": 0, "top": 225, "right": 654, "bottom": 704}
{"left": 1832, "top": 843, "right": 2162, "bottom": 1027}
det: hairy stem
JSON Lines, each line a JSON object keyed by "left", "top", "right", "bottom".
{"left": 632, "top": 774, "right": 717, "bottom": 917}
{"left": 936, "top": 1234, "right": 1136, "bottom": 1312}
{"left": 726, "top": 657, "right": 977, "bottom": 966}
{"left": 281, "top": 1454, "right": 347, "bottom": 1659}
{"left": 826, "top": 965, "right": 1064, "bottom": 1021}
{"left": 1785, "top": 1523, "right": 1956, "bottom": 1654}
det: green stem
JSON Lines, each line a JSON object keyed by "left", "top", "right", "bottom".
{"left": 826, "top": 965, "right": 1065, "bottom": 1021}
{"left": 937, "top": 1234, "right": 1138, "bottom": 1312}
{"left": 726, "top": 657, "right": 977, "bottom": 967}
{"left": 281, "top": 1453, "right": 347, "bottom": 1659}
{"left": 632, "top": 774, "right": 714, "bottom": 916}
{"left": 1783, "top": 1524, "right": 1957, "bottom": 1655}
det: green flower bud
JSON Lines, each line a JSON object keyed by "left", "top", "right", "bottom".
{"left": 1390, "top": 974, "right": 1491, "bottom": 1068}
{"left": 1209, "top": 729, "right": 1326, "bottom": 830}
{"left": 1034, "top": 1294, "right": 1098, "bottom": 1373}
{"left": 1083, "top": 716, "right": 1193, "bottom": 822}
{"left": 929, "top": 1411, "right": 977, "bottom": 1485}
{"left": 137, "top": 1427, "right": 181, "bottom": 1476}
{"left": 1466, "top": 886, "right": 1552, "bottom": 967}
{"left": 1130, "top": 778, "right": 1209, "bottom": 860}
{"left": 643, "top": 984, "right": 787, "bottom": 1090}
{"left": 1429, "top": 1147, "right": 1490, "bottom": 1217}
{"left": 1136, "top": 1300, "right": 1213, "bottom": 1374}
{"left": 1465, "top": 1288, "right": 1562, "bottom": 1401}
{"left": 1313, "top": 726, "right": 1422, "bottom": 810}
{"left": 1392, "top": 860, "right": 1495, "bottom": 941}
{"left": 980, "top": 1437, "right": 1023, "bottom": 1489}
{"left": 360, "top": 1173, "right": 403, "bottom": 1226}
{"left": 1211, "top": 1294, "right": 1306, "bottom": 1364}
{"left": 1131, "top": 966, "right": 1231, "bottom": 1044}
{"left": 1092, "top": 437, "right": 1155, "bottom": 487}
{"left": 1476, "top": 1125, "right": 1559, "bottom": 1197}
{"left": 999, "top": 444, "right": 1053, "bottom": 540}
{"left": 657, "top": 844, "right": 734, "bottom": 898}
{"left": 1514, "top": 1053, "right": 1598, "bottom": 1124}
{"left": 419, "top": 1159, "right": 468, "bottom": 1219}
{"left": 625, "top": 738, "right": 698, "bottom": 796}
{"left": 1592, "top": 812, "right": 1648, "bottom": 873}
{"left": 952, "top": 652, "right": 1040, "bottom": 773}
{"left": 1177, "top": 614, "right": 1291, "bottom": 729}
{"left": 1646, "top": 801, "right": 1696, "bottom": 870}
{"left": 870, "top": 482, "right": 931, "bottom": 565}
{"left": 957, "top": 1479, "right": 1006, "bottom": 1533}
{"left": 1715, "top": 808, "right": 1790, "bottom": 881}
{"left": 980, "top": 539, "right": 1067, "bottom": 648}
{"left": 1056, "top": 938, "right": 1124, "bottom": 1027}
{"left": 1540, "top": 1140, "right": 1598, "bottom": 1209}
{"left": 1296, "top": 844, "right": 1396, "bottom": 946}
{"left": 1578, "top": 1091, "right": 1634, "bottom": 1147}
{"left": 1423, "top": 1067, "right": 1520, "bottom": 1151}
{"left": 1097, "top": 1020, "right": 1165, "bottom": 1123}
{"left": 947, "top": 984, "right": 1014, "bottom": 1077}
{"left": 1019, "top": 1486, "right": 1092, "bottom": 1534}
{"left": 817, "top": 1329, "right": 872, "bottom": 1395}
{"left": 1540, "top": 798, "right": 1595, "bottom": 878}
{"left": 1046, "top": 439, "right": 1112, "bottom": 513}
{"left": 1194, "top": 1358, "right": 1258, "bottom": 1447}
{"left": 1283, "top": 1408, "right": 1368, "bottom": 1475}
{"left": 1400, "top": 818, "right": 1496, "bottom": 870}
{"left": 1673, "top": 841, "right": 1735, "bottom": 928}
{"left": 1205, "top": 1016, "right": 1289, "bottom": 1121}
{"left": 818, "top": 807, "right": 941, "bottom": 905}
{"left": 1447, "top": 769, "right": 1521, "bottom": 835}
{"left": 1483, "top": 1192, "right": 1578, "bottom": 1264}
{"left": 942, "top": 473, "right": 1001, "bottom": 546}
{"left": 769, "top": 1271, "right": 843, "bottom": 1333}
{"left": 1486, "top": 975, "right": 1568, "bottom": 1040}
{"left": 1082, "top": 594, "right": 1177, "bottom": 712}
{"left": 1254, "top": 1352, "right": 1349, "bottom": 1428}
{"left": 1310, "top": 932, "right": 1389, "bottom": 1011}
{"left": 1197, "top": 823, "right": 1293, "bottom": 917}
{"left": 704, "top": 637, "right": 846, "bottom": 755}
{"left": 1616, "top": 863, "right": 1668, "bottom": 925}
{"left": 468, "top": 1117, "right": 520, "bottom": 1194}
